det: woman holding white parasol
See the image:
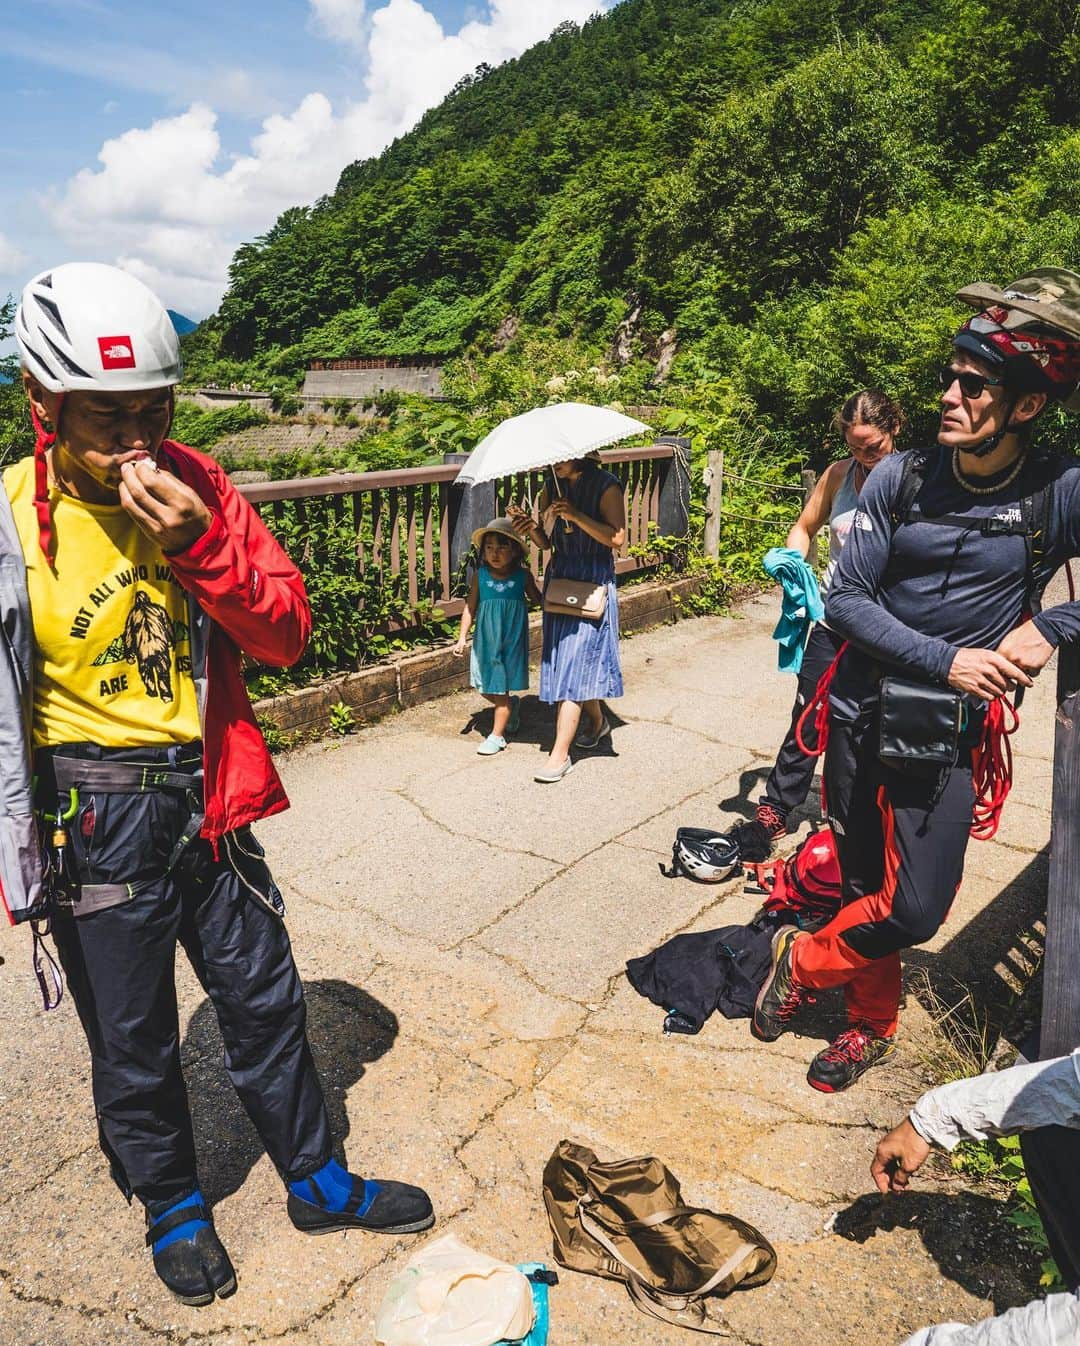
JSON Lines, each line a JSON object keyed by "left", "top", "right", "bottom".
{"left": 511, "top": 455, "right": 626, "bottom": 781}
{"left": 454, "top": 403, "right": 647, "bottom": 782}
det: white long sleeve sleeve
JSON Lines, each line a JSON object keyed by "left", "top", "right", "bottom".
{"left": 899, "top": 1291, "right": 1080, "bottom": 1346}
{"left": 908, "top": 1051, "right": 1080, "bottom": 1152}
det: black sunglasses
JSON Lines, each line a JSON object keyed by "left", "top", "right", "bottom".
{"left": 937, "top": 365, "right": 1006, "bottom": 398}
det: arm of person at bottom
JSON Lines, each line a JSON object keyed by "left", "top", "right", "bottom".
{"left": 907, "top": 1051, "right": 1080, "bottom": 1151}
{"left": 874, "top": 1051, "right": 1080, "bottom": 1196}
{"left": 897, "top": 1290, "right": 1080, "bottom": 1346}
{"left": 871, "top": 1118, "right": 932, "bottom": 1194}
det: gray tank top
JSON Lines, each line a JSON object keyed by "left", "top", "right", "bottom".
{"left": 820, "top": 460, "right": 862, "bottom": 597}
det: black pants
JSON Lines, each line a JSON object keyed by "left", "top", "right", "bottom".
{"left": 790, "top": 710, "right": 975, "bottom": 1035}
{"left": 45, "top": 745, "right": 332, "bottom": 1209}
{"left": 761, "top": 624, "right": 846, "bottom": 815}
{"left": 1021, "top": 1128, "right": 1080, "bottom": 1290}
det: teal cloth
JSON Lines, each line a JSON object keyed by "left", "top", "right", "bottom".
{"left": 470, "top": 564, "right": 530, "bottom": 694}
{"left": 763, "top": 546, "right": 824, "bottom": 674}
{"left": 496, "top": 1264, "right": 551, "bottom": 1346}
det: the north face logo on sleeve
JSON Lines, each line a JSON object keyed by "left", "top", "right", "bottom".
{"left": 98, "top": 336, "right": 136, "bottom": 370}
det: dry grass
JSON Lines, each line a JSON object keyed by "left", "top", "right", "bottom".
{"left": 906, "top": 967, "right": 1003, "bottom": 1084}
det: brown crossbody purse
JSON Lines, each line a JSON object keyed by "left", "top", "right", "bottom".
{"left": 543, "top": 577, "right": 607, "bottom": 620}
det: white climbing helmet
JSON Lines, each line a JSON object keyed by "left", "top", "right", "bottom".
{"left": 16, "top": 262, "right": 182, "bottom": 393}
{"left": 668, "top": 828, "right": 742, "bottom": 883}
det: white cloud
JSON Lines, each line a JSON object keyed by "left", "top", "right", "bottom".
{"left": 0, "top": 234, "right": 28, "bottom": 274}
{"left": 309, "top": 0, "right": 370, "bottom": 51}
{"left": 44, "top": 0, "right": 612, "bottom": 315}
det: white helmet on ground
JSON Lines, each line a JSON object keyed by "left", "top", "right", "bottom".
{"left": 16, "top": 263, "right": 182, "bottom": 393}
{"left": 668, "top": 828, "right": 741, "bottom": 883}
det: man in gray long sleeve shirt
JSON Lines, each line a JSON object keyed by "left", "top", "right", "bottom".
{"left": 752, "top": 269, "right": 1080, "bottom": 1093}
{"left": 872, "top": 1052, "right": 1080, "bottom": 1345}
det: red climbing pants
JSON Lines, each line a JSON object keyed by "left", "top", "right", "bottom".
{"left": 790, "top": 712, "right": 975, "bottom": 1038}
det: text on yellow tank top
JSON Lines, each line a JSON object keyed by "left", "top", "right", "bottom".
{"left": 3, "top": 457, "right": 201, "bottom": 749}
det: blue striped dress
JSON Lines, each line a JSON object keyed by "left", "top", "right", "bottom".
{"left": 539, "top": 466, "right": 624, "bottom": 704}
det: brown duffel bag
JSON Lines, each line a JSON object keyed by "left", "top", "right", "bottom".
{"left": 542, "top": 1140, "right": 776, "bottom": 1335}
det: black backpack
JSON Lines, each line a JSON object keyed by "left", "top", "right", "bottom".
{"left": 888, "top": 446, "right": 1059, "bottom": 617}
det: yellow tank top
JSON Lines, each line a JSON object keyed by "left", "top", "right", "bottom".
{"left": 3, "top": 457, "right": 202, "bottom": 749}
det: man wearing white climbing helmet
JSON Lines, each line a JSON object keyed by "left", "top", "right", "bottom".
{"left": 2, "top": 263, "right": 434, "bottom": 1307}
{"left": 752, "top": 267, "right": 1080, "bottom": 1096}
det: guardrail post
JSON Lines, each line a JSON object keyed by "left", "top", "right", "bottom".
{"left": 444, "top": 453, "right": 495, "bottom": 594}
{"left": 655, "top": 436, "right": 691, "bottom": 539}
{"left": 703, "top": 449, "right": 723, "bottom": 558}
{"left": 1040, "top": 636, "right": 1080, "bottom": 1058}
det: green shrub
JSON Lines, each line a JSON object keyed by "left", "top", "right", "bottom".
{"left": 953, "top": 1135, "right": 1064, "bottom": 1292}
{"left": 170, "top": 400, "right": 269, "bottom": 449}
{"left": 329, "top": 700, "right": 356, "bottom": 734}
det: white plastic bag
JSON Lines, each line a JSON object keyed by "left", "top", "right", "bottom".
{"left": 374, "top": 1233, "right": 536, "bottom": 1346}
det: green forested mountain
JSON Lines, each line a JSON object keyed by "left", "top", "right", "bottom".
{"left": 186, "top": 0, "right": 1080, "bottom": 461}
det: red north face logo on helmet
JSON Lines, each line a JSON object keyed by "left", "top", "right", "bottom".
{"left": 98, "top": 336, "right": 136, "bottom": 370}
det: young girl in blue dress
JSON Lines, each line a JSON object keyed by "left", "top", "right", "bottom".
{"left": 454, "top": 517, "right": 542, "bottom": 755}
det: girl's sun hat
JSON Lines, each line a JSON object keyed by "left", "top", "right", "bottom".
{"left": 471, "top": 516, "right": 524, "bottom": 552}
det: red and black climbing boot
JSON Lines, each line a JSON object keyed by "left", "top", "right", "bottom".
{"left": 751, "top": 926, "right": 806, "bottom": 1041}
{"left": 807, "top": 1024, "right": 896, "bottom": 1093}
{"left": 755, "top": 802, "right": 789, "bottom": 842}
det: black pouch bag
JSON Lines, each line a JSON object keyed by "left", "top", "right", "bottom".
{"left": 878, "top": 676, "right": 964, "bottom": 775}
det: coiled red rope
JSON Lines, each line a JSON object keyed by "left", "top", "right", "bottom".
{"left": 793, "top": 637, "right": 1018, "bottom": 841}
{"left": 970, "top": 695, "right": 1019, "bottom": 841}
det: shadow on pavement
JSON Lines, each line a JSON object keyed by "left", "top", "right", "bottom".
{"left": 832, "top": 1189, "right": 1042, "bottom": 1313}
{"left": 716, "top": 767, "right": 769, "bottom": 820}
{"left": 907, "top": 847, "right": 1049, "bottom": 1055}
{"left": 181, "top": 979, "right": 398, "bottom": 1205}
{"left": 715, "top": 768, "right": 825, "bottom": 832}
{"left": 459, "top": 694, "right": 625, "bottom": 758}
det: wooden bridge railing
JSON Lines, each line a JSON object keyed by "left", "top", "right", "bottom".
{"left": 237, "top": 441, "right": 690, "bottom": 628}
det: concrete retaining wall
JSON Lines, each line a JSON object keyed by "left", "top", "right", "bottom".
{"left": 253, "top": 573, "right": 704, "bottom": 740}
{"left": 184, "top": 390, "right": 274, "bottom": 410}
{"left": 302, "top": 367, "right": 443, "bottom": 398}
{"left": 214, "top": 423, "right": 369, "bottom": 458}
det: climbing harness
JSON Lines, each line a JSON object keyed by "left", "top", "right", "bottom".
{"left": 744, "top": 827, "right": 843, "bottom": 931}
{"left": 47, "top": 754, "right": 205, "bottom": 916}
{"left": 31, "top": 754, "right": 205, "bottom": 1010}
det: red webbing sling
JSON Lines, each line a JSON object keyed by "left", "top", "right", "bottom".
{"left": 793, "top": 641, "right": 848, "bottom": 814}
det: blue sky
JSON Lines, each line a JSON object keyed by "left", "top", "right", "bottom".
{"left": 3, "top": 0, "right": 614, "bottom": 317}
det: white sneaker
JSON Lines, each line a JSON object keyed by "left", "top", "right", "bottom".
{"left": 534, "top": 758, "right": 574, "bottom": 783}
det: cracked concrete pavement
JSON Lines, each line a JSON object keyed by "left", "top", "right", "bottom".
{"left": 0, "top": 591, "right": 1059, "bottom": 1345}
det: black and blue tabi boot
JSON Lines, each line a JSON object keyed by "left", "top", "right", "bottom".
{"left": 145, "top": 1189, "right": 237, "bottom": 1307}
{"left": 286, "top": 1157, "right": 434, "bottom": 1235}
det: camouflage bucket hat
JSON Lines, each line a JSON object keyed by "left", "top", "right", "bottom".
{"left": 955, "top": 268, "right": 1080, "bottom": 339}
